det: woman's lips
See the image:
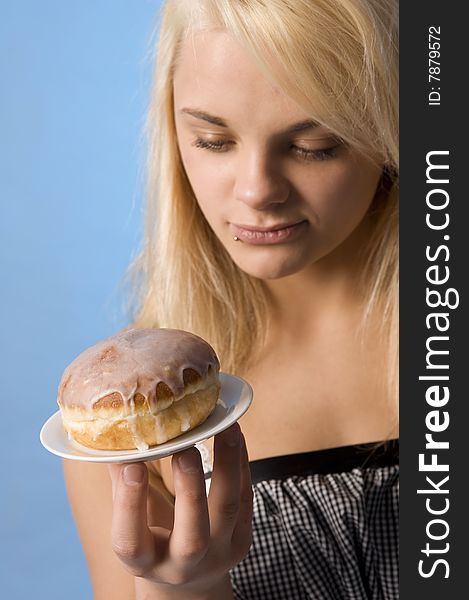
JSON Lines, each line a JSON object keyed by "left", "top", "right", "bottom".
{"left": 230, "top": 220, "right": 307, "bottom": 245}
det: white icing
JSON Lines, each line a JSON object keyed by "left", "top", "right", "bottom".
{"left": 58, "top": 328, "right": 220, "bottom": 414}
{"left": 58, "top": 328, "right": 220, "bottom": 450}
{"left": 155, "top": 414, "right": 168, "bottom": 444}
{"left": 174, "top": 402, "right": 191, "bottom": 432}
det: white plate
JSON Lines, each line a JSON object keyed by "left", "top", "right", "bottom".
{"left": 40, "top": 373, "right": 252, "bottom": 464}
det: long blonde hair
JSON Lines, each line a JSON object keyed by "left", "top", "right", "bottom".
{"left": 130, "top": 0, "right": 399, "bottom": 410}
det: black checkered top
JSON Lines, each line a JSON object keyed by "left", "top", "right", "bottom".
{"left": 210, "top": 441, "right": 398, "bottom": 599}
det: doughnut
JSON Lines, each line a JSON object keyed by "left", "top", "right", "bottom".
{"left": 57, "top": 328, "right": 221, "bottom": 450}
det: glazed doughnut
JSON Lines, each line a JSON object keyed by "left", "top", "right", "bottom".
{"left": 57, "top": 328, "right": 220, "bottom": 450}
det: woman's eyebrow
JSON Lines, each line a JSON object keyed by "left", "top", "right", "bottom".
{"left": 180, "top": 108, "right": 319, "bottom": 133}
{"left": 180, "top": 108, "right": 227, "bottom": 127}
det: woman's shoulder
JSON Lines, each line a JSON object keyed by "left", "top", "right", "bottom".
{"left": 63, "top": 460, "right": 136, "bottom": 599}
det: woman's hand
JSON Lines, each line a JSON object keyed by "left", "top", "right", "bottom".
{"left": 107, "top": 423, "right": 253, "bottom": 599}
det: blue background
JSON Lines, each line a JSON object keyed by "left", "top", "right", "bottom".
{"left": 0, "top": 1, "right": 163, "bottom": 597}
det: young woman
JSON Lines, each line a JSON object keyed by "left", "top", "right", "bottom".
{"left": 64, "top": 1, "right": 399, "bottom": 598}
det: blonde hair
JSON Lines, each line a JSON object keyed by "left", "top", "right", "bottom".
{"left": 131, "top": 0, "right": 399, "bottom": 411}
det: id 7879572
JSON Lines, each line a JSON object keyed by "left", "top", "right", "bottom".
{"left": 428, "top": 26, "right": 441, "bottom": 106}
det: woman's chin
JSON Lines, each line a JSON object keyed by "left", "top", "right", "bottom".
{"left": 231, "top": 251, "right": 309, "bottom": 281}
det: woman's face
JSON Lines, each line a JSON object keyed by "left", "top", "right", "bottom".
{"left": 173, "top": 31, "right": 382, "bottom": 280}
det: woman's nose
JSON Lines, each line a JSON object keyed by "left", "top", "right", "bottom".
{"left": 233, "top": 151, "right": 289, "bottom": 209}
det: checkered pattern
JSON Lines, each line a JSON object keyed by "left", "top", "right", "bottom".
{"left": 226, "top": 457, "right": 399, "bottom": 599}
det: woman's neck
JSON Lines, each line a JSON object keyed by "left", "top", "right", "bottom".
{"left": 264, "top": 217, "right": 371, "bottom": 338}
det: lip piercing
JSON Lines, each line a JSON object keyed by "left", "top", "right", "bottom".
{"left": 233, "top": 236, "right": 240, "bottom": 241}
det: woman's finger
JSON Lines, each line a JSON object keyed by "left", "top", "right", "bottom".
{"left": 169, "top": 447, "right": 210, "bottom": 564}
{"left": 231, "top": 433, "right": 254, "bottom": 560}
{"left": 208, "top": 423, "right": 241, "bottom": 541}
{"left": 110, "top": 462, "right": 156, "bottom": 577}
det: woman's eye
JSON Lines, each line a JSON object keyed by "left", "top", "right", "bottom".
{"left": 192, "top": 137, "right": 341, "bottom": 161}
{"left": 192, "top": 138, "right": 232, "bottom": 152}
{"left": 291, "top": 145, "right": 340, "bottom": 162}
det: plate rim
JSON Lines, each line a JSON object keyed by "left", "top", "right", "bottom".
{"left": 40, "top": 372, "right": 252, "bottom": 464}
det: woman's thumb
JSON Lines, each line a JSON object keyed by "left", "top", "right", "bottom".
{"left": 109, "top": 463, "right": 155, "bottom": 575}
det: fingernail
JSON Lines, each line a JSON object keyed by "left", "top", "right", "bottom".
{"left": 177, "top": 450, "right": 200, "bottom": 473}
{"left": 224, "top": 424, "right": 240, "bottom": 447}
{"left": 123, "top": 464, "right": 144, "bottom": 485}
